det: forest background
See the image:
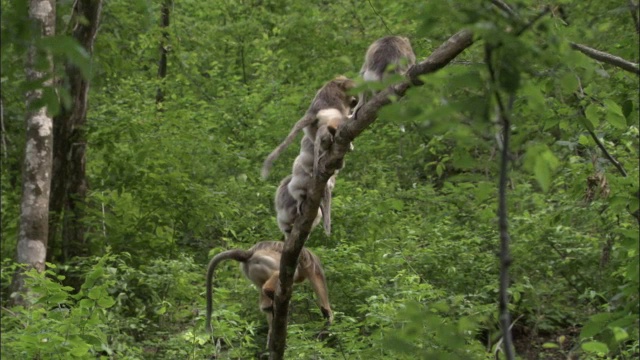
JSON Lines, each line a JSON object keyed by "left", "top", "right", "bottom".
{"left": 1, "top": 0, "right": 639, "bottom": 359}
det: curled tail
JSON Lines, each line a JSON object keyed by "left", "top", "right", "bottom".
{"left": 206, "top": 249, "right": 253, "bottom": 333}
{"left": 261, "top": 113, "right": 315, "bottom": 179}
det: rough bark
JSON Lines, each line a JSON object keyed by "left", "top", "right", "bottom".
{"left": 48, "top": 0, "right": 102, "bottom": 262}
{"left": 12, "top": 0, "right": 56, "bottom": 305}
{"left": 267, "top": 29, "right": 475, "bottom": 359}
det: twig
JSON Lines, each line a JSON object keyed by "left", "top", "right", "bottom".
{"left": 367, "top": 0, "right": 392, "bottom": 34}
{"left": 491, "top": 0, "right": 519, "bottom": 19}
{"left": 579, "top": 112, "right": 628, "bottom": 177}
{"left": 493, "top": 315, "right": 524, "bottom": 359}
{"left": 485, "top": 43, "right": 516, "bottom": 360}
{"left": 569, "top": 42, "right": 640, "bottom": 76}
{"left": 574, "top": 87, "right": 628, "bottom": 177}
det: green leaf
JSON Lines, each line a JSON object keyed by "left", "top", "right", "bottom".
{"left": 79, "top": 298, "right": 95, "bottom": 309}
{"left": 581, "top": 341, "right": 609, "bottom": 354}
{"left": 88, "top": 287, "right": 103, "bottom": 300}
{"left": 610, "top": 327, "right": 629, "bottom": 342}
{"left": 560, "top": 72, "right": 578, "bottom": 93}
{"left": 584, "top": 104, "right": 600, "bottom": 129}
{"left": 47, "top": 292, "right": 68, "bottom": 304}
{"left": 524, "top": 144, "right": 559, "bottom": 192}
{"left": 69, "top": 341, "right": 91, "bottom": 357}
{"left": 603, "top": 99, "right": 627, "bottom": 129}
{"left": 97, "top": 296, "right": 116, "bottom": 308}
{"left": 542, "top": 342, "right": 559, "bottom": 349}
{"left": 580, "top": 320, "right": 603, "bottom": 338}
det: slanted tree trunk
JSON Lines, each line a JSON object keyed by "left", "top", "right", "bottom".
{"left": 12, "top": 0, "right": 56, "bottom": 305}
{"left": 48, "top": 0, "right": 102, "bottom": 263}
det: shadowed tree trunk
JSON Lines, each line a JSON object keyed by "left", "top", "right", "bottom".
{"left": 48, "top": 0, "right": 103, "bottom": 263}
{"left": 12, "top": 0, "right": 56, "bottom": 305}
{"left": 156, "top": 0, "right": 171, "bottom": 105}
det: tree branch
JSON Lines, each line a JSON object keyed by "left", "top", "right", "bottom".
{"left": 569, "top": 42, "right": 640, "bottom": 76}
{"left": 268, "top": 28, "right": 476, "bottom": 360}
{"left": 576, "top": 105, "right": 628, "bottom": 177}
{"left": 491, "top": 0, "right": 519, "bottom": 18}
{"left": 485, "top": 44, "right": 516, "bottom": 360}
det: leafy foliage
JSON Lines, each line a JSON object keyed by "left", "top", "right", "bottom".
{"left": 1, "top": 0, "right": 638, "bottom": 358}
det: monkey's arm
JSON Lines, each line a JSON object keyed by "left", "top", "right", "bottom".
{"left": 306, "top": 262, "right": 333, "bottom": 324}
{"left": 319, "top": 178, "right": 332, "bottom": 236}
{"left": 261, "top": 113, "right": 315, "bottom": 179}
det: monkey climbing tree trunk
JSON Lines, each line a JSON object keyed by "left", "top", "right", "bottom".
{"left": 12, "top": 0, "right": 56, "bottom": 305}
{"left": 267, "top": 29, "right": 475, "bottom": 360}
{"left": 48, "top": 0, "right": 103, "bottom": 263}
{"left": 156, "top": 0, "right": 171, "bottom": 105}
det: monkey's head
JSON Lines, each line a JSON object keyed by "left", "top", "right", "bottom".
{"left": 332, "top": 75, "right": 356, "bottom": 91}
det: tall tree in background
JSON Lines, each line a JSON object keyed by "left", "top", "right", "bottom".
{"left": 156, "top": 0, "right": 171, "bottom": 105}
{"left": 48, "top": 0, "right": 103, "bottom": 262}
{"left": 12, "top": 0, "right": 56, "bottom": 304}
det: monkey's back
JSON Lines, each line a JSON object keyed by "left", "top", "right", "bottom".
{"left": 362, "top": 36, "right": 416, "bottom": 77}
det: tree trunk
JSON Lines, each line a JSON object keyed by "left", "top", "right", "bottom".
{"left": 12, "top": 0, "right": 56, "bottom": 305}
{"left": 156, "top": 0, "right": 171, "bottom": 105}
{"left": 48, "top": 0, "right": 103, "bottom": 263}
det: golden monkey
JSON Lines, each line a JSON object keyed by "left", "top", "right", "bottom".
{"left": 261, "top": 76, "right": 356, "bottom": 178}
{"left": 205, "top": 241, "right": 333, "bottom": 342}
{"left": 312, "top": 108, "right": 349, "bottom": 177}
{"left": 285, "top": 108, "right": 350, "bottom": 236}
{"left": 276, "top": 173, "right": 334, "bottom": 236}
{"left": 352, "top": 36, "right": 416, "bottom": 118}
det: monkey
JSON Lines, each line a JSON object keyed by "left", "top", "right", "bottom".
{"left": 261, "top": 75, "right": 356, "bottom": 179}
{"left": 205, "top": 241, "right": 333, "bottom": 343}
{"left": 286, "top": 124, "right": 345, "bottom": 236}
{"left": 312, "top": 108, "right": 349, "bottom": 177}
{"left": 351, "top": 36, "right": 416, "bottom": 118}
{"left": 276, "top": 173, "right": 330, "bottom": 236}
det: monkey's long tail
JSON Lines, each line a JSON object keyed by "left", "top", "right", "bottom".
{"left": 206, "top": 249, "right": 253, "bottom": 333}
{"left": 261, "top": 113, "right": 314, "bottom": 179}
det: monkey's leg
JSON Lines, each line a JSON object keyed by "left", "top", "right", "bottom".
{"left": 320, "top": 184, "right": 332, "bottom": 236}
{"left": 307, "top": 268, "right": 333, "bottom": 324}
{"left": 313, "top": 126, "right": 335, "bottom": 177}
{"left": 262, "top": 271, "right": 279, "bottom": 301}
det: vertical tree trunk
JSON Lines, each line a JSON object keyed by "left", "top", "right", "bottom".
{"left": 48, "top": 0, "right": 103, "bottom": 262}
{"left": 156, "top": 0, "right": 171, "bottom": 105}
{"left": 12, "top": 0, "right": 56, "bottom": 305}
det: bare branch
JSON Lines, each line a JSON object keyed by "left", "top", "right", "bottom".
{"left": 570, "top": 42, "right": 640, "bottom": 76}
{"left": 576, "top": 106, "right": 628, "bottom": 177}
{"left": 485, "top": 44, "right": 516, "bottom": 360}
{"left": 268, "top": 28, "right": 476, "bottom": 359}
{"left": 491, "top": 0, "right": 518, "bottom": 18}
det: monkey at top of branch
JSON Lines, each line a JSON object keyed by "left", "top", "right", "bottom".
{"left": 261, "top": 76, "right": 356, "bottom": 179}
{"left": 352, "top": 36, "right": 416, "bottom": 118}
